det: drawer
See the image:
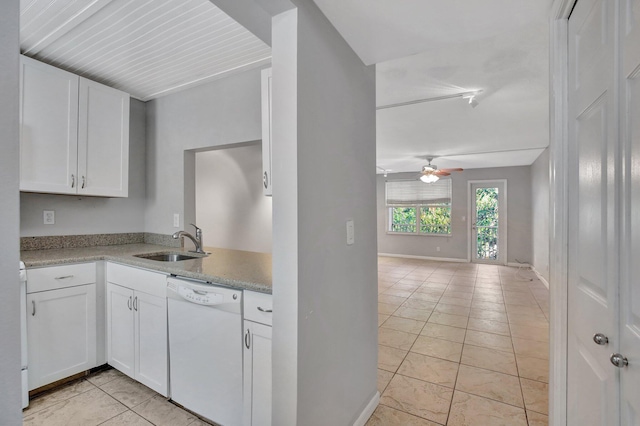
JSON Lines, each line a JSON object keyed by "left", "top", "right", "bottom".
{"left": 244, "top": 290, "right": 273, "bottom": 326}
{"left": 106, "top": 262, "right": 167, "bottom": 298}
{"left": 27, "top": 263, "right": 96, "bottom": 293}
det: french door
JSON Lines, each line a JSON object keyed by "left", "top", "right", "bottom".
{"left": 469, "top": 181, "right": 506, "bottom": 264}
{"left": 566, "top": 0, "right": 640, "bottom": 423}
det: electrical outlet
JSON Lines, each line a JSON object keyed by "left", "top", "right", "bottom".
{"left": 173, "top": 213, "right": 180, "bottom": 228}
{"left": 43, "top": 210, "right": 55, "bottom": 225}
{"left": 436, "top": 246, "right": 441, "bottom": 252}
{"left": 346, "top": 219, "right": 355, "bottom": 245}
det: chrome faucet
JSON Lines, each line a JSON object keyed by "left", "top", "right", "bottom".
{"left": 172, "top": 223, "right": 205, "bottom": 254}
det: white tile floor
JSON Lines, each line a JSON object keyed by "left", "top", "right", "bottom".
{"left": 367, "top": 256, "right": 550, "bottom": 426}
{"left": 22, "top": 368, "right": 213, "bottom": 426}
{"left": 22, "top": 257, "right": 550, "bottom": 426}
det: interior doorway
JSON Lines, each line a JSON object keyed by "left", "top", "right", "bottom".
{"left": 469, "top": 180, "right": 507, "bottom": 265}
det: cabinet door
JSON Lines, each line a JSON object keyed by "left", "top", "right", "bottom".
{"left": 20, "top": 55, "right": 79, "bottom": 194}
{"left": 134, "top": 291, "right": 168, "bottom": 396}
{"left": 78, "top": 78, "right": 129, "bottom": 197}
{"left": 107, "top": 283, "right": 135, "bottom": 378}
{"left": 243, "top": 321, "right": 272, "bottom": 426}
{"left": 261, "top": 68, "right": 272, "bottom": 196}
{"left": 27, "top": 284, "right": 97, "bottom": 390}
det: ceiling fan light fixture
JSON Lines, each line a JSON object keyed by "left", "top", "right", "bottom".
{"left": 420, "top": 174, "right": 440, "bottom": 183}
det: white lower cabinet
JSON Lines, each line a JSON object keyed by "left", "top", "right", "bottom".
{"left": 106, "top": 263, "right": 168, "bottom": 396}
{"left": 27, "top": 263, "right": 97, "bottom": 390}
{"left": 243, "top": 291, "right": 273, "bottom": 426}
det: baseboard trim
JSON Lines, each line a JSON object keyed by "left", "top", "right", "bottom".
{"left": 378, "top": 253, "right": 469, "bottom": 263}
{"left": 531, "top": 266, "right": 550, "bottom": 289}
{"left": 352, "top": 391, "right": 380, "bottom": 426}
{"left": 507, "top": 262, "right": 531, "bottom": 268}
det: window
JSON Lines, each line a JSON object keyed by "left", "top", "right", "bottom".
{"left": 386, "top": 179, "right": 452, "bottom": 235}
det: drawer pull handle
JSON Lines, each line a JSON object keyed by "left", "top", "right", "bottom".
{"left": 54, "top": 275, "right": 74, "bottom": 280}
{"left": 32, "top": 301, "right": 36, "bottom": 316}
{"left": 257, "top": 306, "right": 272, "bottom": 313}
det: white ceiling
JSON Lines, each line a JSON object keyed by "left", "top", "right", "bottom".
{"left": 19, "top": 0, "right": 272, "bottom": 101}
{"left": 314, "top": 0, "right": 552, "bottom": 172}
{"left": 19, "top": 0, "right": 552, "bottom": 171}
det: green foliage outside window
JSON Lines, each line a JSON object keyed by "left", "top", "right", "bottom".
{"left": 390, "top": 207, "right": 417, "bottom": 233}
{"left": 389, "top": 205, "right": 451, "bottom": 235}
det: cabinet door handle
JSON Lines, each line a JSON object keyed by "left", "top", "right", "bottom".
{"left": 81, "top": 175, "right": 86, "bottom": 189}
{"left": 32, "top": 301, "right": 36, "bottom": 316}
{"left": 133, "top": 296, "right": 138, "bottom": 311}
{"left": 71, "top": 174, "right": 75, "bottom": 188}
{"left": 127, "top": 296, "right": 132, "bottom": 311}
{"left": 257, "top": 306, "right": 272, "bottom": 313}
{"left": 245, "top": 329, "right": 251, "bottom": 349}
{"left": 54, "top": 275, "right": 74, "bottom": 280}
{"left": 263, "top": 171, "right": 269, "bottom": 189}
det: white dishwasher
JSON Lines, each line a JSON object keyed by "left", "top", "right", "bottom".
{"left": 167, "top": 276, "right": 243, "bottom": 426}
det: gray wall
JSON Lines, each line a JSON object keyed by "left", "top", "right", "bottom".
{"left": 20, "top": 99, "right": 147, "bottom": 236}
{"left": 0, "top": 0, "right": 22, "bottom": 422}
{"left": 377, "top": 166, "right": 533, "bottom": 264}
{"left": 531, "top": 148, "right": 550, "bottom": 281}
{"left": 195, "top": 144, "right": 272, "bottom": 253}
{"left": 271, "top": 2, "right": 378, "bottom": 425}
{"left": 145, "top": 69, "right": 263, "bottom": 239}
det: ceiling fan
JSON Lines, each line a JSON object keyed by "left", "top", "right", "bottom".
{"left": 419, "top": 157, "right": 463, "bottom": 183}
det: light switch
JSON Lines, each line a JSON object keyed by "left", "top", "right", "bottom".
{"left": 173, "top": 213, "right": 180, "bottom": 228}
{"left": 346, "top": 219, "right": 355, "bottom": 245}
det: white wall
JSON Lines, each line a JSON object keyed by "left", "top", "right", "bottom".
{"left": 0, "top": 0, "right": 22, "bottom": 422}
{"left": 531, "top": 148, "right": 550, "bottom": 281}
{"left": 20, "top": 99, "right": 147, "bottom": 237}
{"left": 145, "top": 68, "right": 263, "bottom": 239}
{"left": 377, "top": 166, "right": 533, "bottom": 264}
{"left": 195, "top": 143, "right": 272, "bottom": 253}
{"left": 271, "top": 2, "right": 378, "bottom": 425}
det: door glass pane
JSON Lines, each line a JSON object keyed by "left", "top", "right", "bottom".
{"left": 476, "top": 188, "right": 499, "bottom": 260}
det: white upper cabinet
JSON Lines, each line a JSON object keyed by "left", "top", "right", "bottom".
{"left": 19, "top": 55, "right": 130, "bottom": 197}
{"left": 78, "top": 79, "right": 130, "bottom": 197}
{"left": 20, "top": 56, "right": 79, "bottom": 195}
{"left": 261, "top": 67, "right": 272, "bottom": 196}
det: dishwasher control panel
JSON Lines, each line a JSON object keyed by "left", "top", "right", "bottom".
{"left": 178, "top": 286, "right": 224, "bottom": 305}
{"left": 167, "top": 277, "right": 242, "bottom": 307}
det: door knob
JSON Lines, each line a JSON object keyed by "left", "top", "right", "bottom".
{"left": 593, "top": 333, "right": 609, "bottom": 345}
{"left": 610, "top": 353, "right": 629, "bottom": 368}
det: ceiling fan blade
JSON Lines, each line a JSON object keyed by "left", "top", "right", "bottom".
{"left": 438, "top": 168, "right": 463, "bottom": 172}
{"left": 434, "top": 171, "right": 451, "bottom": 176}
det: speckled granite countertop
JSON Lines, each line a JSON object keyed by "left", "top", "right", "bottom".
{"left": 21, "top": 244, "right": 272, "bottom": 294}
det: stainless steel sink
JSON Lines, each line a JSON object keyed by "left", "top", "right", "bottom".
{"left": 133, "top": 252, "right": 203, "bottom": 262}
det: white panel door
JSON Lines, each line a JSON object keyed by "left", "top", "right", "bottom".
{"left": 134, "top": 291, "right": 168, "bottom": 396}
{"left": 620, "top": 0, "right": 640, "bottom": 421}
{"left": 27, "top": 284, "right": 97, "bottom": 389}
{"left": 19, "top": 55, "right": 79, "bottom": 194}
{"left": 243, "top": 321, "right": 272, "bottom": 426}
{"left": 107, "top": 283, "right": 135, "bottom": 378}
{"left": 567, "top": 0, "right": 620, "bottom": 423}
{"left": 78, "top": 78, "right": 129, "bottom": 197}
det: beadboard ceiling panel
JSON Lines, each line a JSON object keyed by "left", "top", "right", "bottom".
{"left": 20, "top": 0, "right": 272, "bottom": 100}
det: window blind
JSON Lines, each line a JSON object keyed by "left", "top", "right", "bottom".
{"left": 385, "top": 179, "right": 451, "bottom": 205}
